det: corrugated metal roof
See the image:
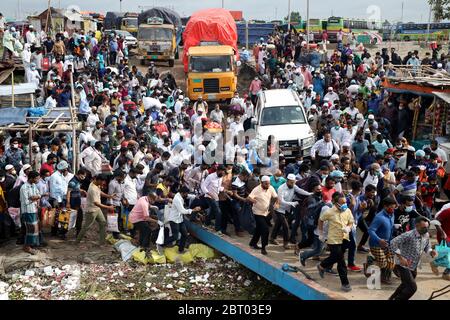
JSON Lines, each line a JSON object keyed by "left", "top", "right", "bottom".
{"left": 433, "top": 91, "right": 450, "bottom": 103}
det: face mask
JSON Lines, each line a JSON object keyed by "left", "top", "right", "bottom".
{"left": 338, "top": 204, "right": 348, "bottom": 212}
{"left": 321, "top": 174, "right": 328, "bottom": 179}
{"left": 418, "top": 227, "right": 428, "bottom": 235}
{"left": 405, "top": 206, "right": 413, "bottom": 213}
{"left": 0, "top": 177, "right": 5, "bottom": 183}
{"left": 12, "top": 144, "right": 19, "bottom": 149}
{"left": 33, "top": 147, "right": 40, "bottom": 153}
{"left": 386, "top": 207, "right": 395, "bottom": 215}
{"left": 314, "top": 191, "right": 322, "bottom": 197}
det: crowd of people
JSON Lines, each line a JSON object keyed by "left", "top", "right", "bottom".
{"left": 0, "top": 21, "right": 449, "bottom": 300}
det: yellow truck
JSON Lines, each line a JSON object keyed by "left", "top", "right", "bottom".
{"left": 186, "top": 45, "right": 239, "bottom": 102}
{"left": 137, "top": 9, "right": 182, "bottom": 67}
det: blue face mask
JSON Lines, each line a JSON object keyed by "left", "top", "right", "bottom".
{"left": 339, "top": 204, "right": 348, "bottom": 212}
{"left": 405, "top": 206, "right": 413, "bottom": 213}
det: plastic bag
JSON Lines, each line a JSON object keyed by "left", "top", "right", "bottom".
{"left": 132, "top": 249, "right": 148, "bottom": 265}
{"left": 68, "top": 210, "right": 77, "bottom": 230}
{"left": 41, "top": 208, "right": 55, "bottom": 228}
{"left": 113, "top": 240, "right": 139, "bottom": 262}
{"left": 121, "top": 207, "right": 133, "bottom": 231}
{"left": 8, "top": 208, "right": 21, "bottom": 228}
{"left": 107, "top": 213, "right": 119, "bottom": 233}
{"left": 80, "top": 198, "right": 87, "bottom": 213}
{"left": 188, "top": 243, "right": 215, "bottom": 259}
{"left": 151, "top": 250, "right": 167, "bottom": 264}
{"left": 164, "top": 246, "right": 194, "bottom": 264}
{"left": 239, "top": 203, "right": 256, "bottom": 235}
{"left": 433, "top": 241, "right": 450, "bottom": 269}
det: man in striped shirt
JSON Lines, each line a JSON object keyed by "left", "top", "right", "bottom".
{"left": 20, "top": 171, "right": 42, "bottom": 254}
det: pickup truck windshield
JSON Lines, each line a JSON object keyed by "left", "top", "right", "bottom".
{"left": 138, "top": 28, "right": 172, "bottom": 41}
{"left": 189, "top": 55, "right": 232, "bottom": 73}
{"left": 260, "top": 106, "right": 306, "bottom": 126}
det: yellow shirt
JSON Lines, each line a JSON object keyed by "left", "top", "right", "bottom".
{"left": 86, "top": 183, "right": 101, "bottom": 213}
{"left": 156, "top": 183, "right": 170, "bottom": 197}
{"left": 320, "top": 206, "right": 354, "bottom": 245}
{"left": 249, "top": 185, "right": 277, "bottom": 217}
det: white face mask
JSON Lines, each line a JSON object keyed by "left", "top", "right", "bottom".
{"left": 0, "top": 177, "right": 5, "bottom": 183}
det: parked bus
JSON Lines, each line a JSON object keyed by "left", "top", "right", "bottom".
{"left": 395, "top": 22, "right": 450, "bottom": 41}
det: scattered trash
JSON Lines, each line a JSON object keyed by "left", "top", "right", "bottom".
{"left": 244, "top": 280, "right": 252, "bottom": 287}
{"left": 113, "top": 240, "right": 139, "bottom": 262}
{"left": 176, "top": 287, "right": 186, "bottom": 294}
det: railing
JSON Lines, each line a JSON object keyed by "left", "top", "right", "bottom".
{"left": 388, "top": 65, "right": 450, "bottom": 82}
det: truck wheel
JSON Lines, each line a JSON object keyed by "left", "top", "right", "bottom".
{"left": 168, "top": 59, "right": 175, "bottom": 67}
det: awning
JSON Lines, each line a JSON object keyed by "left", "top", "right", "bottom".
{"left": 0, "top": 83, "right": 37, "bottom": 96}
{"left": 0, "top": 107, "right": 29, "bottom": 126}
{"left": 433, "top": 91, "right": 450, "bottom": 104}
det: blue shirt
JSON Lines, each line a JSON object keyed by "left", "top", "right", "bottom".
{"left": 352, "top": 140, "right": 369, "bottom": 163}
{"left": 368, "top": 210, "right": 394, "bottom": 248}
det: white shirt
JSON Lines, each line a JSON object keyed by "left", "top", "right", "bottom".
{"left": 167, "top": 192, "right": 192, "bottom": 223}
{"left": 343, "top": 106, "right": 359, "bottom": 119}
{"left": 123, "top": 175, "right": 138, "bottom": 205}
{"left": 324, "top": 92, "right": 339, "bottom": 104}
{"left": 87, "top": 113, "right": 100, "bottom": 129}
{"left": 311, "top": 139, "right": 340, "bottom": 159}
{"left": 81, "top": 147, "right": 103, "bottom": 176}
{"left": 201, "top": 172, "right": 223, "bottom": 201}
{"left": 341, "top": 127, "right": 357, "bottom": 146}
{"left": 26, "top": 31, "right": 37, "bottom": 45}
{"left": 210, "top": 109, "right": 224, "bottom": 123}
{"left": 361, "top": 170, "right": 379, "bottom": 189}
{"left": 229, "top": 121, "right": 244, "bottom": 137}
{"left": 42, "top": 96, "right": 57, "bottom": 110}
{"left": 108, "top": 179, "right": 124, "bottom": 206}
{"left": 174, "top": 100, "right": 183, "bottom": 114}
{"left": 330, "top": 127, "right": 345, "bottom": 146}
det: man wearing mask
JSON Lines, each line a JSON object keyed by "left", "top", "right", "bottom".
{"left": 66, "top": 168, "right": 88, "bottom": 237}
{"left": 5, "top": 139, "right": 26, "bottom": 173}
{"left": 366, "top": 197, "right": 397, "bottom": 284}
{"left": 317, "top": 192, "right": 354, "bottom": 292}
{"left": 247, "top": 176, "right": 279, "bottom": 255}
{"left": 30, "top": 142, "right": 43, "bottom": 172}
{"left": 201, "top": 165, "right": 226, "bottom": 235}
{"left": 49, "top": 161, "right": 69, "bottom": 238}
{"left": 165, "top": 187, "right": 202, "bottom": 253}
{"left": 19, "top": 171, "right": 42, "bottom": 254}
{"left": 270, "top": 174, "right": 304, "bottom": 249}
{"left": 389, "top": 217, "right": 437, "bottom": 300}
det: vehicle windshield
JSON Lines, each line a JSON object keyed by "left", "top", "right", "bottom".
{"left": 260, "top": 106, "right": 306, "bottom": 126}
{"left": 189, "top": 55, "right": 232, "bottom": 73}
{"left": 138, "top": 27, "right": 173, "bottom": 41}
{"left": 116, "top": 31, "right": 132, "bottom": 38}
{"left": 123, "top": 18, "right": 138, "bottom": 28}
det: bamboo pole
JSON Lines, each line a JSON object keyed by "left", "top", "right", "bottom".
{"left": 28, "top": 122, "right": 33, "bottom": 167}
{"left": 11, "top": 72, "right": 15, "bottom": 107}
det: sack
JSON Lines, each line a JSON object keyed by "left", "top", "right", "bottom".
{"left": 113, "top": 240, "right": 139, "bottom": 262}
{"left": 7, "top": 208, "right": 21, "bottom": 228}
{"left": 132, "top": 249, "right": 148, "bottom": 265}
{"left": 150, "top": 250, "right": 167, "bottom": 264}
{"left": 41, "top": 208, "right": 56, "bottom": 227}
{"left": 188, "top": 243, "right": 215, "bottom": 259}
{"left": 433, "top": 241, "right": 450, "bottom": 269}
{"left": 107, "top": 213, "right": 119, "bottom": 233}
{"left": 437, "top": 167, "right": 446, "bottom": 179}
{"left": 164, "top": 246, "right": 194, "bottom": 264}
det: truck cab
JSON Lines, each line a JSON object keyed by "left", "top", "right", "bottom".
{"left": 187, "top": 45, "right": 238, "bottom": 102}
{"left": 252, "top": 89, "right": 315, "bottom": 159}
{"left": 121, "top": 16, "right": 138, "bottom": 36}
{"left": 137, "top": 17, "right": 177, "bottom": 67}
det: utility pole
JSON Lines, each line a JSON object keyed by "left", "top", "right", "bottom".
{"left": 426, "top": 3, "right": 432, "bottom": 44}
{"left": 120, "top": 0, "right": 122, "bottom": 13}
{"left": 401, "top": 2, "right": 404, "bottom": 22}
{"left": 306, "top": 0, "right": 310, "bottom": 49}
{"left": 222, "top": 0, "right": 224, "bottom": 8}
{"left": 287, "top": 0, "right": 291, "bottom": 32}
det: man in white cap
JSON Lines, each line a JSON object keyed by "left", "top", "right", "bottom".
{"left": 270, "top": 174, "right": 311, "bottom": 249}
{"left": 48, "top": 160, "right": 70, "bottom": 238}
{"left": 174, "top": 95, "right": 184, "bottom": 115}
{"left": 25, "top": 25, "right": 38, "bottom": 46}
{"left": 324, "top": 87, "right": 339, "bottom": 105}
{"left": 247, "top": 175, "right": 279, "bottom": 255}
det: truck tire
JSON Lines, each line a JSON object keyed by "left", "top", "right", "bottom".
{"left": 168, "top": 59, "right": 175, "bottom": 67}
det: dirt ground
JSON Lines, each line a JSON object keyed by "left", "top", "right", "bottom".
{"left": 0, "top": 225, "right": 290, "bottom": 300}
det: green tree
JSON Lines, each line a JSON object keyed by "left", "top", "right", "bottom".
{"left": 285, "top": 11, "right": 301, "bottom": 23}
{"left": 429, "top": 0, "right": 450, "bottom": 21}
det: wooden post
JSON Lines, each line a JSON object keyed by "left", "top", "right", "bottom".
{"left": 432, "top": 97, "right": 437, "bottom": 140}
{"left": 11, "top": 71, "right": 15, "bottom": 107}
{"left": 28, "top": 122, "right": 33, "bottom": 166}
{"left": 45, "top": 0, "right": 51, "bottom": 34}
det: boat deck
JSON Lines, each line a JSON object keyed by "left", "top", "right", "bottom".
{"left": 186, "top": 221, "right": 450, "bottom": 300}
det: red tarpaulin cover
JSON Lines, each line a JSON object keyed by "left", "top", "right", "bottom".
{"left": 182, "top": 8, "right": 239, "bottom": 72}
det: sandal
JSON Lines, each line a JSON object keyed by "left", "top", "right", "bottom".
{"left": 23, "top": 247, "right": 37, "bottom": 255}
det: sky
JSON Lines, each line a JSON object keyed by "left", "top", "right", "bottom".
{"left": 3, "top": 0, "right": 433, "bottom": 23}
